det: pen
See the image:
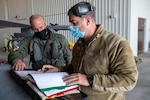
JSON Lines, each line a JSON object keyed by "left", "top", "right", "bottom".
{"left": 44, "top": 68, "right": 49, "bottom": 72}
{"left": 44, "top": 68, "right": 53, "bottom": 72}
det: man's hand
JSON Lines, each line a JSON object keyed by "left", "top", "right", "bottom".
{"left": 63, "top": 73, "right": 90, "bottom": 86}
{"left": 12, "top": 59, "right": 26, "bottom": 70}
{"left": 39, "top": 65, "right": 59, "bottom": 72}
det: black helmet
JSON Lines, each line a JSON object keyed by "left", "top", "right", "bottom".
{"left": 68, "top": 1, "right": 95, "bottom": 17}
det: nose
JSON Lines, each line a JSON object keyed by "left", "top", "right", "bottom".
{"left": 34, "top": 28, "right": 42, "bottom": 32}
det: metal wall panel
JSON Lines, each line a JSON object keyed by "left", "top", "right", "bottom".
{"left": 94, "top": 0, "right": 130, "bottom": 40}
{"left": 32, "top": 0, "right": 130, "bottom": 42}
{"left": 0, "top": 0, "right": 6, "bottom": 19}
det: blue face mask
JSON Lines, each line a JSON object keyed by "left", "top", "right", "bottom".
{"left": 69, "top": 26, "right": 85, "bottom": 38}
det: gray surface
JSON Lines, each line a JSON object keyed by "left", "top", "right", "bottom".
{"left": 0, "top": 64, "right": 32, "bottom": 100}
{"left": 126, "top": 51, "right": 150, "bottom": 100}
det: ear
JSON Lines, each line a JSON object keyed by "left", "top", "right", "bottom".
{"left": 44, "top": 22, "right": 48, "bottom": 29}
{"left": 45, "top": 22, "right": 47, "bottom": 27}
{"left": 85, "top": 16, "right": 91, "bottom": 26}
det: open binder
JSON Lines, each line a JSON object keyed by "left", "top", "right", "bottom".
{"left": 9, "top": 69, "right": 83, "bottom": 100}
{"left": 9, "top": 69, "right": 43, "bottom": 100}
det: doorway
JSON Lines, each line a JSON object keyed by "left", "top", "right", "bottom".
{"left": 138, "top": 18, "right": 145, "bottom": 55}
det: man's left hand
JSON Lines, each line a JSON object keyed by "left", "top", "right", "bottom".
{"left": 63, "top": 73, "right": 90, "bottom": 86}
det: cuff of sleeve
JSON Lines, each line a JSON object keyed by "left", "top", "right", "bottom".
{"left": 57, "top": 66, "right": 63, "bottom": 72}
{"left": 87, "top": 75, "right": 94, "bottom": 87}
{"left": 12, "top": 59, "right": 22, "bottom": 64}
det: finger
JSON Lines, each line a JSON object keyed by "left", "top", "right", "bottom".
{"left": 15, "top": 65, "right": 19, "bottom": 70}
{"left": 63, "top": 76, "right": 72, "bottom": 81}
{"left": 41, "top": 66, "right": 50, "bottom": 72}
{"left": 41, "top": 66, "right": 47, "bottom": 71}
{"left": 22, "top": 63, "right": 26, "bottom": 70}
{"left": 42, "top": 65, "right": 58, "bottom": 72}
{"left": 63, "top": 74, "right": 78, "bottom": 81}
{"left": 23, "top": 63, "right": 27, "bottom": 69}
{"left": 20, "top": 65, "right": 25, "bottom": 70}
{"left": 37, "top": 69, "right": 42, "bottom": 72}
{"left": 12, "top": 62, "right": 18, "bottom": 69}
{"left": 65, "top": 78, "right": 78, "bottom": 86}
{"left": 16, "top": 64, "right": 22, "bottom": 70}
{"left": 45, "top": 68, "right": 55, "bottom": 72}
{"left": 15, "top": 64, "right": 24, "bottom": 71}
{"left": 12, "top": 66, "right": 16, "bottom": 70}
{"left": 63, "top": 76, "right": 77, "bottom": 83}
{"left": 12, "top": 65, "right": 15, "bottom": 69}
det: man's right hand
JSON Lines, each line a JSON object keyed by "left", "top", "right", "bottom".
{"left": 12, "top": 59, "right": 26, "bottom": 70}
{"left": 38, "top": 65, "right": 59, "bottom": 72}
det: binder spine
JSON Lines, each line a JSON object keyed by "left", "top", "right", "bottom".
{"left": 9, "top": 69, "right": 42, "bottom": 100}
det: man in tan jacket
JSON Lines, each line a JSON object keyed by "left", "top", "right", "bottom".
{"left": 40, "top": 1, "right": 138, "bottom": 100}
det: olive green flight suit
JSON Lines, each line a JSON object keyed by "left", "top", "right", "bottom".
{"left": 8, "top": 28, "right": 72, "bottom": 70}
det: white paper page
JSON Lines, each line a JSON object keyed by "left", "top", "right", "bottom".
{"left": 15, "top": 70, "right": 43, "bottom": 79}
{"left": 29, "top": 72, "right": 69, "bottom": 89}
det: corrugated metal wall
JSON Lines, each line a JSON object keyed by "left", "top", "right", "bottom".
{"left": 32, "top": 0, "right": 130, "bottom": 42}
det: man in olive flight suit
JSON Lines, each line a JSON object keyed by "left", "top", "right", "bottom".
{"left": 8, "top": 14, "right": 72, "bottom": 70}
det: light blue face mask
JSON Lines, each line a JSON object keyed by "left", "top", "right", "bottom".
{"left": 69, "top": 26, "right": 85, "bottom": 38}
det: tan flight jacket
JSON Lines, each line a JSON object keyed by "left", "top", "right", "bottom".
{"left": 59, "top": 25, "right": 138, "bottom": 100}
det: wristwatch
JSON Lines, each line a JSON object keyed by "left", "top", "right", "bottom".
{"left": 87, "top": 75, "right": 94, "bottom": 87}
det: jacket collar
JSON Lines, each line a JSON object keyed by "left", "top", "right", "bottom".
{"left": 93, "top": 24, "right": 105, "bottom": 40}
{"left": 78, "top": 24, "right": 106, "bottom": 46}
